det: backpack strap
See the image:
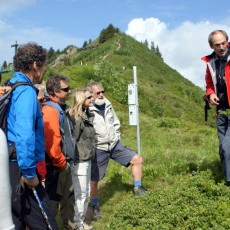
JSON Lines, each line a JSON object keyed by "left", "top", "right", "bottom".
{"left": 10, "top": 82, "right": 32, "bottom": 89}
{"left": 43, "top": 101, "right": 64, "bottom": 126}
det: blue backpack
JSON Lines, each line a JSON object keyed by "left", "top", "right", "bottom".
{"left": 43, "top": 101, "right": 76, "bottom": 161}
{"left": 43, "top": 101, "right": 64, "bottom": 126}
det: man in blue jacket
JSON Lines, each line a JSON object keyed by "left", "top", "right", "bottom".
{"left": 6, "top": 42, "right": 57, "bottom": 229}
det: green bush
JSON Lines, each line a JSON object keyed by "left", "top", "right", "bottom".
{"left": 108, "top": 171, "right": 230, "bottom": 229}
{"left": 157, "top": 117, "right": 185, "bottom": 128}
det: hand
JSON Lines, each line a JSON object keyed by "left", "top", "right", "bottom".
{"left": 21, "top": 175, "right": 39, "bottom": 188}
{"left": 64, "top": 162, "right": 70, "bottom": 171}
{"left": 41, "top": 179, "right": 46, "bottom": 188}
{"left": 209, "top": 94, "right": 219, "bottom": 105}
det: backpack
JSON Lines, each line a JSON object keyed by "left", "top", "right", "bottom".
{"left": 0, "top": 82, "right": 32, "bottom": 131}
{"left": 203, "top": 95, "right": 211, "bottom": 122}
{"left": 43, "top": 101, "right": 76, "bottom": 162}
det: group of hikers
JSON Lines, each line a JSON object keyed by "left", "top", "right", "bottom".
{"left": 2, "top": 28, "right": 230, "bottom": 229}
{"left": 3, "top": 42, "right": 147, "bottom": 230}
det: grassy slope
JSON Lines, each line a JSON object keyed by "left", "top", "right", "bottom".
{"left": 49, "top": 32, "right": 206, "bottom": 124}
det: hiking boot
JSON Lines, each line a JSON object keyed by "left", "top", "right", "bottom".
{"left": 92, "top": 203, "right": 101, "bottom": 220}
{"left": 133, "top": 185, "right": 148, "bottom": 196}
{"left": 78, "top": 222, "right": 94, "bottom": 230}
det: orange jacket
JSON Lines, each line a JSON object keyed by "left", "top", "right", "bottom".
{"left": 42, "top": 96, "right": 66, "bottom": 170}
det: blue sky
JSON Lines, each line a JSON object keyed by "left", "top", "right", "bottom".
{"left": 1, "top": 0, "right": 230, "bottom": 87}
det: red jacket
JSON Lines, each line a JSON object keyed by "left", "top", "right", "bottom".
{"left": 202, "top": 43, "right": 230, "bottom": 106}
{"left": 36, "top": 160, "right": 46, "bottom": 180}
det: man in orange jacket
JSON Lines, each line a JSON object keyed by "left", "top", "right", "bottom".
{"left": 202, "top": 30, "right": 230, "bottom": 184}
{"left": 42, "top": 75, "right": 77, "bottom": 229}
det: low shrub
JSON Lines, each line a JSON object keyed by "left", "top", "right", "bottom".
{"left": 108, "top": 171, "right": 230, "bottom": 229}
{"left": 157, "top": 117, "right": 185, "bottom": 128}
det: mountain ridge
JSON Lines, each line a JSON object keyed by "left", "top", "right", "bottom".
{"left": 49, "top": 31, "right": 207, "bottom": 124}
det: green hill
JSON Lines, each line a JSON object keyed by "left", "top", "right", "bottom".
{"left": 47, "top": 31, "right": 206, "bottom": 124}
{"left": 1, "top": 31, "right": 206, "bottom": 124}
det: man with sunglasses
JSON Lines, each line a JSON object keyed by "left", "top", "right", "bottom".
{"left": 42, "top": 75, "right": 77, "bottom": 229}
{"left": 202, "top": 30, "right": 230, "bottom": 185}
{"left": 88, "top": 81, "right": 147, "bottom": 221}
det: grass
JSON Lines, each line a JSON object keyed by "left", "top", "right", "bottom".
{"left": 55, "top": 113, "right": 226, "bottom": 229}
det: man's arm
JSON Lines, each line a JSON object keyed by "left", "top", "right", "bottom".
{"left": 14, "top": 86, "right": 37, "bottom": 179}
{"left": 205, "top": 66, "right": 219, "bottom": 105}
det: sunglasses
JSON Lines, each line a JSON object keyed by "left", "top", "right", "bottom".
{"left": 60, "top": 86, "right": 70, "bottom": 92}
{"left": 85, "top": 95, "right": 93, "bottom": 100}
{"left": 95, "top": 90, "right": 105, "bottom": 95}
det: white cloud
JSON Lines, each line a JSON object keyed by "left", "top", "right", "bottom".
{"left": 126, "top": 17, "right": 230, "bottom": 88}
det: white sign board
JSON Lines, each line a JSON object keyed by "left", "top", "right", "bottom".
{"left": 128, "top": 84, "right": 136, "bottom": 105}
{"left": 129, "top": 104, "right": 137, "bottom": 125}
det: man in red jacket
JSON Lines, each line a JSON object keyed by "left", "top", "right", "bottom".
{"left": 202, "top": 30, "right": 230, "bottom": 184}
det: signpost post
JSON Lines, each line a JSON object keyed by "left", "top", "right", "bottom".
{"left": 128, "top": 66, "right": 141, "bottom": 155}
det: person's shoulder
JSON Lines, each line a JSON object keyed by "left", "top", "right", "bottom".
{"left": 105, "top": 98, "right": 112, "bottom": 106}
{"left": 42, "top": 102, "right": 59, "bottom": 114}
{"left": 201, "top": 51, "right": 215, "bottom": 62}
{"left": 89, "top": 105, "right": 97, "bottom": 112}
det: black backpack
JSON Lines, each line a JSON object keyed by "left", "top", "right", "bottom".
{"left": 203, "top": 95, "right": 211, "bottom": 122}
{"left": 0, "top": 82, "right": 32, "bottom": 131}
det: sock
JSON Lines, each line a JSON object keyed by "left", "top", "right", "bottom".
{"left": 134, "top": 180, "right": 141, "bottom": 187}
{"left": 91, "top": 198, "right": 99, "bottom": 205}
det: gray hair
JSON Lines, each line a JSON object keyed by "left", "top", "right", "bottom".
{"left": 87, "top": 80, "right": 103, "bottom": 93}
{"left": 208, "top": 30, "right": 229, "bottom": 46}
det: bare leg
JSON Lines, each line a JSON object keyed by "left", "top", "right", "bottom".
{"left": 130, "top": 154, "right": 143, "bottom": 181}
{"left": 90, "top": 181, "right": 99, "bottom": 199}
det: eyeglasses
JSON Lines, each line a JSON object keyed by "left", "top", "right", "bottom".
{"left": 95, "top": 90, "right": 105, "bottom": 95}
{"left": 85, "top": 95, "right": 93, "bottom": 100}
{"left": 60, "top": 86, "right": 70, "bottom": 92}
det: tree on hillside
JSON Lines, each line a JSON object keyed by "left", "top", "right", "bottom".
{"left": 47, "top": 47, "right": 55, "bottom": 62}
{"left": 88, "top": 39, "right": 92, "bottom": 44}
{"left": 143, "top": 39, "right": 149, "bottom": 48}
{"left": 83, "top": 41, "right": 88, "bottom": 48}
{"left": 1, "top": 60, "right": 7, "bottom": 70}
{"left": 150, "top": 41, "right": 156, "bottom": 52}
{"left": 155, "top": 45, "right": 163, "bottom": 61}
{"left": 99, "top": 23, "right": 120, "bottom": 44}
{"left": 150, "top": 40, "right": 163, "bottom": 61}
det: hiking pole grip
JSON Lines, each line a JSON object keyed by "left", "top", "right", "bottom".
{"left": 32, "top": 187, "right": 52, "bottom": 230}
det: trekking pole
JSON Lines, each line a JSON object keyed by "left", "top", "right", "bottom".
{"left": 32, "top": 187, "right": 52, "bottom": 230}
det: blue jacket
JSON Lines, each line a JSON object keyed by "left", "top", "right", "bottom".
{"left": 6, "top": 72, "right": 45, "bottom": 178}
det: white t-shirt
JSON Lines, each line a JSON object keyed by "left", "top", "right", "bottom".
{"left": 0, "top": 129, "right": 15, "bottom": 230}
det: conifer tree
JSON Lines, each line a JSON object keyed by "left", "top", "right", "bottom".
{"left": 83, "top": 41, "right": 88, "bottom": 48}
{"left": 150, "top": 41, "right": 156, "bottom": 52}
{"left": 155, "top": 45, "right": 163, "bottom": 60}
{"left": 1, "top": 60, "right": 7, "bottom": 70}
{"left": 144, "top": 39, "right": 149, "bottom": 48}
{"left": 99, "top": 24, "right": 119, "bottom": 44}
